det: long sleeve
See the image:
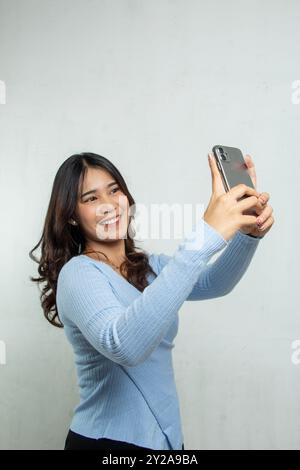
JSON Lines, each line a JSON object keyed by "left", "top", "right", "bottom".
{"left": 155, "top": 230, "right": 261, "bottom": 301}
{"left": 56, "top": 218, "right": 227, "bottom": 368}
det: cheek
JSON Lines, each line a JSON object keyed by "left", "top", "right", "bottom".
{"left": 79, "top": 206, "right": 97, "bottom": 224}
{"left": 119, "top": 197, "right": 130, "bottom": 215}
{"left": 120, "top": 204, "right": 130, "bottom": 229}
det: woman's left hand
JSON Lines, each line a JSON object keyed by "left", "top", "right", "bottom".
{"left": 239, "top": 155, "right": 275, "bottom": 238}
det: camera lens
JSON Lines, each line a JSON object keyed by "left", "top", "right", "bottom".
{"left": 219, "top": 147, "right": 224, "bottom": 153}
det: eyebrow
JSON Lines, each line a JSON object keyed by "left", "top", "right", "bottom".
{"left": 80, "top": 181, "right": 118, "bottom": 199}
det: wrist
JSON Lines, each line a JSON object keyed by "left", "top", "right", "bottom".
{"left": 239, "top": 231, "right": 261, "bottom": 239}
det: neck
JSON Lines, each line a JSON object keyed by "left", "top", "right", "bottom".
{"left": 83, "top": 239, "right": 126, "bottom": 267}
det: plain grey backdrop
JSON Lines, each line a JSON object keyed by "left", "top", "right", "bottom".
{"left": 0, "top": 0, "right": 299, "bottom": 450}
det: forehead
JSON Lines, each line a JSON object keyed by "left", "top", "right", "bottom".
{"left": 80, "top": 167, "right": 114, "bottom": 191}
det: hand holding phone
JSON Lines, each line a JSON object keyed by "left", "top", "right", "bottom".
{"left": 202, "top": 149, "right": 261, "bottom": 241}
{"left": 212, "top": 145, "right": 258, "bottom": 216}
{"left": 212, "top": 145, "right": 255, "bottom": 190}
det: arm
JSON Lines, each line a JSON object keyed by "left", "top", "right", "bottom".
{"left": 155, "top": 230, "right": 261, "bottom": 301}
{"left": 56, "top": 219, "right": 227, "bottom": 368}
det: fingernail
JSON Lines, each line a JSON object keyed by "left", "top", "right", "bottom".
{"left": 260, "top": 197, "right": 266, "bottom": 204}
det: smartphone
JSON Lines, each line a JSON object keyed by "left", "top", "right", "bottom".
{"left": 212, "top": 145, "right": 257, "bottom": 214}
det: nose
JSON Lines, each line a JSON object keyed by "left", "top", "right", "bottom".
{"left": 100, "top": 201, "right": 117, "bottom": 216}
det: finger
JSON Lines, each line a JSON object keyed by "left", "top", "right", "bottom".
{"left": 257, "top": 215, "right": 275, "bottom": 233}
{"left": 256, "top": 199, "right": 268, "bottom": 213}
{"left": 243, "top": 204, "right": 263, "bottom": 217}
{"left": 208, "top": 153, "right": 226, "bottom": 196}
{"left": 245, "top": 199, "right": 271, "bottom": 218}
{"left": 240, "top": 214, "right": 258, "bottom": 226}
{"left": 244, "top": 154, "right": 255, "bottom": 169}
{"left": 230, "top": 183, "right": 260, "bottom": 201}
{"left": 256, "top": 206, "right": 273, "bottom": 226}
{"left": 258, "top": 192, "right": 270, "bottom": 206}
{"left": 244, "top": 154, "right": 257, "bottom": 188}
{"left": 237, "top": 195, "right": 260, "bottom": 212}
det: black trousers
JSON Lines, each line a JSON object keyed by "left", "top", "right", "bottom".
{"left": 64, "top": 429, "right": 184, "bottom": 451}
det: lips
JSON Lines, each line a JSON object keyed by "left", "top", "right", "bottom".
{"left": 100, "top": 214, "right": 121, "bottom": 225}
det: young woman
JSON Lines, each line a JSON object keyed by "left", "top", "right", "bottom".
{"left": 29, "top": 152, "right": 274, "bottom": 450}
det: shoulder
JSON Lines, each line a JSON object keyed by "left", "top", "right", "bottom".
{"left": 56, "top": 255, "right": 112, "bottom": 324}
{"left": 57, "top": 254, "right": 85, "bottom": 280}
{"left": 147, "top": 252, "right": 172, "bottom": 275}
{"left": 57, "top": 255, "right": 108, "bottom": 288}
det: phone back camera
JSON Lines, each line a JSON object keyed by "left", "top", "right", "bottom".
{"left": 219, "top": 147, "right": 227, "bottom": 160}
{"left": 217, "top": 147, "right": 230, "bottom": 161}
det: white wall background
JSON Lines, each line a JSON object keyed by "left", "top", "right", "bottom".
{"left": 0, "top": 0, "right": 299, "bottom": 450}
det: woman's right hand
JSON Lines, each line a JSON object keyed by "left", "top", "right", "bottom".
{"left": 202, "top": 153, "right": 262, "bottom": 241}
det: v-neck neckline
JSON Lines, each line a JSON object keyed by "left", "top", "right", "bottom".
{"left": 79, "top": 254, "right": 129, "bottom": 282}
{"left": 78, "top": 253, "right": 155, "bottom": 293}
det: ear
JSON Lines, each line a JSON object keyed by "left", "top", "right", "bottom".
{"left": 69, "top": 219, "right": 78, "bottom": 225}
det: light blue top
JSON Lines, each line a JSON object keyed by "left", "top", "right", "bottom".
{"left": 56, "top": 218, "right": 261, "bottom": 450}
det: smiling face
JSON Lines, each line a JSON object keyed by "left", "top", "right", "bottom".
{"left": 75, "top": 166, "right": 130, "bottom": 244}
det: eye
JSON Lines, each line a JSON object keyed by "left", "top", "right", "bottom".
{"left": 85, "top": 187, "right": 120, "bottom": 202}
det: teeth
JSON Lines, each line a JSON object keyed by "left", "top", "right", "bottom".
{"left": 101, "top": 215, "right": 120, "bottom": 225}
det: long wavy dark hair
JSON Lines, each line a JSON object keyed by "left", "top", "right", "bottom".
{"left": 29, "top": 152, "right": 158, "bottom": 328}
